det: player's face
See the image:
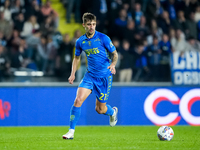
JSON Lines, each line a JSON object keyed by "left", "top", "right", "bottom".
{"left": 83, "top": 20, "right": 96, "bottom": 36}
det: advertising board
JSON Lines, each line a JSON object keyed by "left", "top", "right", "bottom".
{"left": 0, "top": 87, "right": 199, "bottom": 126}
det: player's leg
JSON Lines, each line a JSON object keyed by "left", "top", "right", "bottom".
{"left": 95, "top": 99, "right": 118, "bottom": 127}
{"left": 94, "top": 75, "right": 118, "bottom": 126}
{"left": 70, "top": 87, "right": 91, "bottom": 127}
{"left": 63, "top": 87, "right": 91, "bottom": 139}
{"left": 95, "top": 100, "right": 112, "bottom": 115}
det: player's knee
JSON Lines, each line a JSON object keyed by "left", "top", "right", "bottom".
{"left": 74, "top": 97, "right": 83, "bottom": 107}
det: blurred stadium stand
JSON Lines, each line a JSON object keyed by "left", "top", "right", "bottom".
{"left": 0, "top": 0, "right": 200, "bottom": 85}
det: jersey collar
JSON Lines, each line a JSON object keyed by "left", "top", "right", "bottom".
{"left": 83, "top": 31, "right": 98, "bottom": 40}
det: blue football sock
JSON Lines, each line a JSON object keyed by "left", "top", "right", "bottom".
{"left": 69, "top": 105, "right": 81, "bottom": 130}
{"left": 104, "top": 104, "right": 114, "bottom": 116}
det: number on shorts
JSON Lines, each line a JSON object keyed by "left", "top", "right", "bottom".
{"left": 99, "top": 93, "right": 107, "bottom": 101}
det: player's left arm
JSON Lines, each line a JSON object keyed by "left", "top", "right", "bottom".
{"left": 108, "top": 50, "right": 118, "bottom": 75}
{"left": 102, "top": 34, "right": 118, "bottom": 74}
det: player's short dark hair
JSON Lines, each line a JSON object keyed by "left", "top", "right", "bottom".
{"left": 82, "top": 12, "right": 96, "bottom": 23}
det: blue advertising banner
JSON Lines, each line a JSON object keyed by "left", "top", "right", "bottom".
{"left": 0, "top": 87, "right": 199, "bottom": 126}
{"left": 171, "top": 51, "right": 200, "bottom": 85}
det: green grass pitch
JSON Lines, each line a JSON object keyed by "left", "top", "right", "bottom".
{"left": 0, "top": 126, "right": 199, "bottom": 150}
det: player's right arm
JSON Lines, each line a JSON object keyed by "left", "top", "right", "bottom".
{"left": 68, "top": 55, "right": 81, "bottom": 84}
{"left": 68, "top": 39, "right": 82, "bottom": 84}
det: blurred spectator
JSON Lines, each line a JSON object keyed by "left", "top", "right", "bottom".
{"left": 159, "top": 34, "right": 172, "bottom": 54}
{"left": 122, "top": 2, "right": 132, "bottom": 21}
{"left": 23, "top": 39, "right": 38, "bottom": 71}
{"left": 132, "top": 3, "right": 143, "bottom": 26}
{"left": 135, "top": 16, "right": 150, "bottom": 43}
{"left": 171, "top": 29, "right": 190, "bottom": 52}
{"left": 111, "top": 8, "right": 128, "bottom": 40}
{"left": 107, "top": 0, "right": 123, "bottom": 29}
{"left": 7, "top": 29, "right": 20, "bottom": 50}
{"left": 25, "top": 29, "right": 41, "bottom": 59}
{"left": 194, "top": 5, "right": 200, "bottom": 22}
{"left": 186, "top": 12, "right": 197, "bottom": 39}
{"left": 145, "top": 0, "right": 163, "bottom": 23}
{"left": 21, "top": 15, "right": 40, "bottom": 38}
{"left": 10, "top": 0, "right": 25, "bottom": 20}
{"left": 184, "top": 0, "right": 199, "bottom": 19}
{"left": 0, "top": 11, "right": 13, "bottom": 40}
{"left": 123, "top": 20, "right": 136, "bottom": 48}
{"left": 55, "top": 33, "right": 73, "bottom": 80}
{"left": 50, "top": 10, "right": 59, "bottom": 29}
{"left": 40, "top": 16, "right": 55, "bottom": 37}
{"left": 166, "top": 0, "right": 177, "bottom": 22}
{"left": 0, "top": 0, "right": 11, "bottom": 22}
{"left": 174, "top": 10, "right": 189, "bottom": 37}
{"left": 24, "top": 0, "right": 42, "bottom": 22}
{"left": 10, "top": 38, "right": 32, "bottom": 69}
{"left": 13, "top": 12, "right": 24, "bottom": 32}
{"left": 51, "top": 31, "right": 62, "bottom": 49}
{"left": 114, "top": 8, "right": 127, "bottom": 27}
{"left": 150, "top": 19, "right": 163, "bottom": 39}
{"left": 36, "top": 36, "right": 48, "bottom": 71}
{"left": 146, "top": 36, "right": 161, "bottom": 81}
{"left": 147, "top": 19, "right": 163, "bottom": 45}
{"left": 187, "top": 36, "right": 200, "bottom": 51}
{"left": 40, "top": 0, "right": 58, "bottom": 18}
{"left": 132, "top": 44, "right": 150, "bottom": 81}
{"left": 158, "top": 11, "right": 171, "bottom": 34}
{"left": 0, "top": 45, "right": 10, "bottom": 81}
{"left": 119, "top": 39, "right": 133, "bottom": 82}
{"left": 64, "top": 0, "right": 81, "bottom": 23}
{"left": 159, "top": 34, "right": 172, "bottom": 81}
{"left": 43, "top": 35, "right": 57, "bottom": 75}
{"left": 93, "top": 0, "right": 108, "bottom": 32}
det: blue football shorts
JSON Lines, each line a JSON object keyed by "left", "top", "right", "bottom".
{"left": 79, "top": 72, "right": 113, "bottom": 103}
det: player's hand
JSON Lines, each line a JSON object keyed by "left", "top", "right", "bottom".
{"left": 108, "top": 64, "right": 116, "bottom": 75}
{"left": 68, "top": 74, "right": 75, "bottom": 84}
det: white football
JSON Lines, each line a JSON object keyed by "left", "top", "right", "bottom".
{"left": 157, "top": 126, "right": 174, "bottom": 141}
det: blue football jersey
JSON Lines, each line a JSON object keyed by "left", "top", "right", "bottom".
{"left": 75, "top": 31, "right": 116, "bottom": 78}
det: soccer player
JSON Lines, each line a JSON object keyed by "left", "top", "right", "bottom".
{"left": 62, "top": 12, "right": 119, "bottom": 139}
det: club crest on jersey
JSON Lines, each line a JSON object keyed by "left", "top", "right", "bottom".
{"left": 88, "top": 41, "right": 91, "bottom": 46}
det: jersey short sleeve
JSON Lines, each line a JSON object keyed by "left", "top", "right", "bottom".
{"left": 102, "top": 34, "right": 116, "bottom": 53}
{"left": 75, "top": 39, "right": 82, "bottom": 56}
